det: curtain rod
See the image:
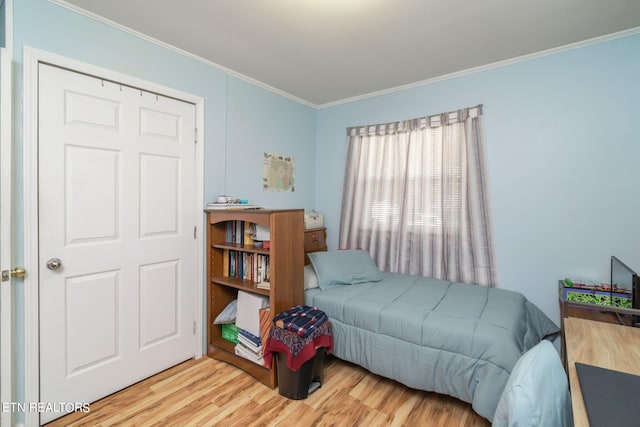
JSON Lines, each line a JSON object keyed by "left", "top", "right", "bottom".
{"left": 39, "top": 60, "right": 196, "bottom": 105}
{"left": 347, "top": 104, "right": 483, "bottom": 136}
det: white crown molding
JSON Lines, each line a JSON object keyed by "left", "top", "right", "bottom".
{"left": 318, "top": 26, "right": 640, "bottom": 108}
{"left": 46, "top": 0, "right": 640, "bottom": 109}
{"left": 48, "top": 0, "right": 317, "bottom": 108}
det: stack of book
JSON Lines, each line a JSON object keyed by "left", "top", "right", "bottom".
{"left": 234, "top": 328, "right": 264, "bottom": 366}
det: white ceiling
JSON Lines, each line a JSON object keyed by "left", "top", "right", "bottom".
{"left": 60, "top": 0, "right": 640, "bottom": 106}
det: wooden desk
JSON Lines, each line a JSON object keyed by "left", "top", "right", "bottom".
{"left": 558, "top": 283, "right": 638, "bottom": 370}
{"left": 564, "top": 317, "right": 640, "bottom": 426}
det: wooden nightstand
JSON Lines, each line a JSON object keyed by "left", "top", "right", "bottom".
{"left": 304, "top": 227, "right": 327, "bottom": 264}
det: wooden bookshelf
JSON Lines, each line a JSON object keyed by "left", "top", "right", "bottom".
{"left": 205, "top": 208, "right": 304, "bottom": 388}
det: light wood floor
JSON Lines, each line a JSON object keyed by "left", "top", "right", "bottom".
{"left": 45, "top": 356, "right": 491, "bottom": 427}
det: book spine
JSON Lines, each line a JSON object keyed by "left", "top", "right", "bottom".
{"left": 237, "top": 337, "right": 263, "bottom": 355}
{"left": 259, "top": 308, "right": 271, "bottom": 347}
{"left": 229, "top": 250, "right": 236, "bottom": 277}
{"left": 238, "top": 328, "right": 262, "bottom": 346}
{"left": 244, "top": 221, "right": 254, "bottom": 246}
{"left": 234, "top": 344, "right": 264, "bottom": 366}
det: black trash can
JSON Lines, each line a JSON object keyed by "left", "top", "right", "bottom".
{"left": 275, "top": 348, "right": 325, "bottom": 400}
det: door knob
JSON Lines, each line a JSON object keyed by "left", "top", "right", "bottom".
{"left": 46, "top": 258, "right": 62, "bottom": 271}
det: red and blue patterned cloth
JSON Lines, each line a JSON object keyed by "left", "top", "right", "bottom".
{"left": 264, "top": 306, "right": 332, "bottom": 372}
{"left": 273, "top": 305, "right": 328, "bottom": 338}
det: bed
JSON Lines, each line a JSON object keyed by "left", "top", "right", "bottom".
{"left": 304, "top": 250, "right": 559, "bottom": 422}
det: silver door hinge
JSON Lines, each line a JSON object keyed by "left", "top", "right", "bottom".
{"left": 194, "top": 226, "right": 197, "bottom": 239}
{"left": 194, "top": 128, "right": 198, "bottom": 144}
{"left": 193, "top": 321, "right": 196, "bottom": 334}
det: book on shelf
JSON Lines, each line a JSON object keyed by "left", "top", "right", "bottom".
{"left": 220, "top": 223, "right": 267, "bottom": 251}
{"left": 225, "top": 221, "right": 244, "bottom": 244}
{"left": 237, "top": 336, "right": 263, "bottom": 357}
{"left": 224, "top": 221, "right": 267, "bottom": 247}
{"left": 256, "top": 254, "right": 270, "bottom": 289}
{"left": 221, "top": 323, "right": 239, "bottom": 344}
{"left": 238, "top": 328, "right": 262, "bottom": 347}
{"left": 236, "top": 291, "right": 269, "bottom": 338}
{"left": 234, "top": 342, "right": 265, "bottom": 366}
{"left": 237, "top": 333, "right": 262, "bottom": 350}
{"left": 222, "top": 250, "right": 229, "bottom": 277}
{"left": 244, "top": 221, "right": 255, "bottom": 246}
{"left": 258, "top": 308, "right": 271, "bottom": 347}
{"left": 225, "top": 250, "right": 270, "bottom": 285}
{"left": 256, "top": 281, "right": 270, "bottom": 290}
{"left": 228, "top": 250, "right": 236, "bottom": 277}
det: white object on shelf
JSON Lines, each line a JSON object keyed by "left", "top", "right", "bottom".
{"left": 254, "top": 224, "right": 270, "bottom": 241}
{"left": 235, "top": 290, "right": 269, "bottom": 337}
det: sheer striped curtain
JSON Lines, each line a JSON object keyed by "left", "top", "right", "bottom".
{"left": 339, "top": 105, "right": 497, "bottom": 287}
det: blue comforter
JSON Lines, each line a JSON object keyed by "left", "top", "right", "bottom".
{"left": 304, "top": 272, "right": 558, "bottom": 421}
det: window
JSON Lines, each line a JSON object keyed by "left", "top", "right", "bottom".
{"left": 339, "top": 105, "right": 497, "bottom": 287}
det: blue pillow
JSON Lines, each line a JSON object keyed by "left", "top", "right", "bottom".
{"left": 493, "top": 340, "right": 572, "bottom": 427}
{"left": 308, "top": 250, "right": 383, "bottom": 290}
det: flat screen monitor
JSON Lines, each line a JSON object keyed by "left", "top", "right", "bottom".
{"left": 611, "top": 256, "right": 640, "bottom": 325}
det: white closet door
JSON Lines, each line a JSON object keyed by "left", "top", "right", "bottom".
{"left": 38, "top": 63, "right": 197, "bottom": 423}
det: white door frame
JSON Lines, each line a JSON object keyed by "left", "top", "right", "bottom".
{"left": 1, "top": 46, "right": 15, "bottom": 427}
{"left": 1, "top": 4, "right": 15, "bottom": 425}
{"left": 23, "top": 46, "right": 205, "bottom": 427}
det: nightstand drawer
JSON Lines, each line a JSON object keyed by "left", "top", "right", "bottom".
{"left": 304, "top": 228, "right": 327, "bottom": 257}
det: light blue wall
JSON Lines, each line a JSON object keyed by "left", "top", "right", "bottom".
{"left": 11, "top": 0, "right": 316, "bottom": 412}
{"left": 1, "top": 0, "right": 5, "bottom": 48}
{"left": 225, "top": 77, "right": 316, "bottom": 207}
{"left": 316, "top": 33, "right": 640, "bottom": 323}
{"left": 10, "top": 0, "right": 640, "bottom": 414}
{"left": 13, "top": 0, "right": 316, "bottom": 209}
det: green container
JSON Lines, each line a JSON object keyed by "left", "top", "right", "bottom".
{"left": 221, "top": 323, "right": 239, "bottom": 344}
{"left": 563, "top": 287, "right": 632, "bottom": 308}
